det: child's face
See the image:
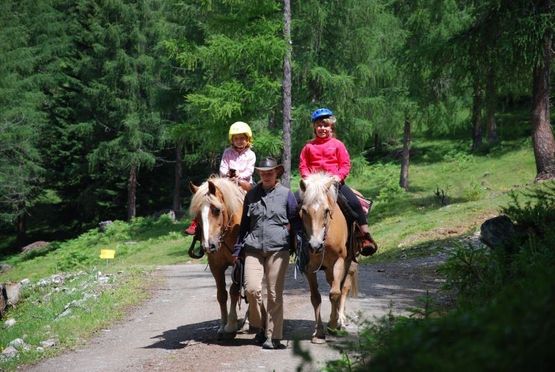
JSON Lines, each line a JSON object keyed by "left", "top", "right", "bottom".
{"left": 232, "top": 134, "right": 248, "bottom": 149}
{"left": 313, "top": 120, "right": 332, "bottom": 139}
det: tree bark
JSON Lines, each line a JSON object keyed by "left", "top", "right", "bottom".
{"left": 281, "top": 0, "right": 292, "bottom": 188}
{"left": 471, "top": 79, "right": 483, "bottom": 152}
{"left": 373, "top": 132, "right": 382, "bottom": 152}
{"left": 531, "top": 28, "right": 555, "bottom": 181}
{"left": 172, "top": 142, "right": 183, "bottom": 217}
{"left": 399, "top": 118, "right": 411, "bottom": 191}
{"left": 485, "top": 67, "right": 498, "bottom": 143}
{"left": 16, "top": 213, "right": 27, "bottom": 246}
{"left": 127, "top": 164, "right": 137, "bottom": 220}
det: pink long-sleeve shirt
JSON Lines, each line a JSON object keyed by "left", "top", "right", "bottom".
{"left": 219, "top": 146, "right": 256, "bottom": 183}
{"left": 299, "top": 136, "right": 351, "bottom": 182}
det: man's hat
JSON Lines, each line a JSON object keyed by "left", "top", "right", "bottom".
{"left": 255, "top": 157, "right": 284, "bottom": 176}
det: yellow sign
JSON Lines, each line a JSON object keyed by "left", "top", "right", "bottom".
{"left": 99, "top": 249, "right": 116, "bottom": 259}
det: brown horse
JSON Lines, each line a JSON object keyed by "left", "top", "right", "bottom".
{"left": 299, "top": 172, "right": 358, "bottom": 343}
{"left": 189, "top": 176, "right": 246, "bottom": 338}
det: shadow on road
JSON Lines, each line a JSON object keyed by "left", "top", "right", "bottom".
{"left": 144, "top": 317, "right": 330, "bottom": 350}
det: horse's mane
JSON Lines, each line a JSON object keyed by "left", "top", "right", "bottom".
{"left": 189, "top": 176, "right": 246, "bottom": 217}
{"left": 301, "top": 172, "right": 338, "bottom": 206}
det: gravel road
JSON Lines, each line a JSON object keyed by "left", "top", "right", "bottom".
{"left": 23, "top": 256, "right": 445, "bottom": 372}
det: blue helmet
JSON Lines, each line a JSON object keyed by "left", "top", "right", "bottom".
{"left": 311, "top": 108, "right": 334, "bottom": 122}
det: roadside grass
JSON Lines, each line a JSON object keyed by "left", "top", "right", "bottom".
{"left": 0, "top": 268, "right": 151, "bottom": 370}
{"left": 0, "top": 136, "right": 540, "bottom": 370}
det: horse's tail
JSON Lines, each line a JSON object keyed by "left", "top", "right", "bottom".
{"left": 349, "top": 261, "right": 359, "bottom": 298}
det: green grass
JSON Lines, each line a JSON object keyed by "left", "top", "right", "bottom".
{"left": 350, "top": 137, "right": 536, "bottom": 260}
{"left": 0, "top": 136, "right": 544, "bottom": 370}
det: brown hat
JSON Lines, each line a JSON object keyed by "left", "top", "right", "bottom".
{"left": 255, "top": 157, "right": 284, "bottom": 176}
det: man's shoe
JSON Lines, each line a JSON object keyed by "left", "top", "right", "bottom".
{"left": 360, "top": 233, "right": 378, "bottom": 256}
{"left": 253, "top": 330, "right": 266, "bottom": 345}
{"left": 185, "top": 219, "right": 198, "bottom": 235}
{"left": 262, "top": 338, "right": 286, "bottom": 350}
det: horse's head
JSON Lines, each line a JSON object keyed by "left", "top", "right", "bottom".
{"left": 189, "top": 177, "right": 244, "bottom": 254}
{"left": 299, "top": 173, "right": 339, "bottom": 252}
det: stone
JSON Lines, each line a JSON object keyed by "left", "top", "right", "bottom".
{"left": 21, "top": 241, "right": 49, "bottom": 254}
{"left": 98, "top": 220, "right": 113, "bottom": 232}
{"left": 480, "top": 215, "right": 517, "bottom": 250}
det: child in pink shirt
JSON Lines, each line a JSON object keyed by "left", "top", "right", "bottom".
{"left": 185, "top": 121, "right": 256, "bottom": 235}
{"left": 299, "top": 108, "right": 377, "bottom": 256}
{"left": 219, "top": 121, "right": 256, "bottom": 191}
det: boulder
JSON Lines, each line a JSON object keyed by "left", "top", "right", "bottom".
{"left": 0, "top": 263, "right": 11, "bottom": 273}
{"left": 98, "top": 220, "right": 113, "bottom": 233}
{"left": 21, "top": 241, "right": 49, "bottom": 254}
{"left": 0, "top": 285, "right": 7, "bottom": 318}
{"left": 480, "top": 215, "right": 517, "bottom": 250}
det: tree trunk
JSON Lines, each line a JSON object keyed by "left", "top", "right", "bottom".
{"left": 485, "top": 67, "right": 498, "bottom": 143}
{"left": 399, "top": 118, "right": 411, "bottom": 191}
{"left": 281, "top": 0, "right": 292, "bottom": 188}
{"left": 16, "top": 213, "right": 27, "bottom": 246}
{"left": 531, "top": 28, "right": 555, "bottom": 181}
{"left": 127, "top": 164, "right": 137, "bottom": 220}
{"left": 373, "top": 132, "right": 382, "bottom": 152}
{"left": 172, "top": 142, "right": 183, "bottom": 218}
{"left": 471, "top": 79, "right": 483, "bottom": 152}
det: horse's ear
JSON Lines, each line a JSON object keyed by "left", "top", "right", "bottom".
{"left": 189, "top": 181, "right": 199, "bottom": 194}
{"left": 300, "top": 179, "right": 307, "bottom": 192}
{"left": 208, "top": 180, "right": 217, "bottom": 196}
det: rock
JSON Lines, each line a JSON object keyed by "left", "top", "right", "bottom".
{"left": 0, "top": 263, "right": 12, "bottom": 273}
{"left": 151, "top": 209, "right": 177, "bottom": 222}
{"left": 5, "top": 282, "right": 22, "bottom": 306}
{"left": 480, "top": 215, "right": 517, "bottom": 250}
{"left": 0, "top": 284, "right": 7, "bottom": 318}
{"left": 40, "top": 338, "right": 57, "bottom": 348}
{"left": 1, "top": 345, "right": 18, "bottom": 359}
{"left": 21, "top": 241, "right": 49, "bottom": 254}
{"left": 9, "top": 338, "right": 28, "bottom": 350}
{"left": 20, "top": 278, "right": 31, "bottom": 287}
{"left": 98, "top": 220, "right": 113, "bottom": 232}
{"left": 4, "top": 318, "right": 16, "bottom": 328}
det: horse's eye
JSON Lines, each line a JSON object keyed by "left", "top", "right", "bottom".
{"left": 211, "top": 206, "right": 221, "bottom": 215}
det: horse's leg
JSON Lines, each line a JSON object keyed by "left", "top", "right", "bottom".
{"left": 210, "top": 265, "right": 229, "bottom": 338}
{"left": 327, "top": 256, "right": 346, "bottom": 332}
{"left": 306, "top": 271, "right": 325, "bottom": 343}
{"left": 224, "top": 281, "right": 240, "bottom": 334}
{"left": 337, "top": 260, "right": 354, "bottom": 330}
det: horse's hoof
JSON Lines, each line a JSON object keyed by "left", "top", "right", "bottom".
{"left": 311, "top": 336, "right": 326, "bottom": 344}
{"left": 218, "top": 331, "right": 237, "bottom": 340}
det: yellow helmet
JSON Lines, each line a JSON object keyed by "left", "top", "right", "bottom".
{"left": 228, "top": 121, "right": 253, "bottom": 143}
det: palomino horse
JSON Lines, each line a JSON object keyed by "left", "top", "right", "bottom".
{"left": 189, "top": 176, "right": 246, "bottom": 338}
{"left": 299, "top": 172, "right": 358, "bottom": 343}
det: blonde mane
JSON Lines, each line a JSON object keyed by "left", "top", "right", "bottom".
{"left": 189, "top": 176, "right": 246, "bottom": 217}
{"left": 301, "top": 172, "right": 338, "bottom": 206}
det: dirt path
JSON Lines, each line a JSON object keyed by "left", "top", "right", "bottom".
{"left": 23, "top": 256, "right": 445, "bottom": 372}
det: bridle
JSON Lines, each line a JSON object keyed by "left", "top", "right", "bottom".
{"left": 200, "top": 193, "right": 234, "bottom": 254}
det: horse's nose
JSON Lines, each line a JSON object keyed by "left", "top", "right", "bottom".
{"left": 209, "top": 243, "right": 218, "bottom": 253}
{"left": 310, "top": 242, "right": 324, "bottom": 253}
